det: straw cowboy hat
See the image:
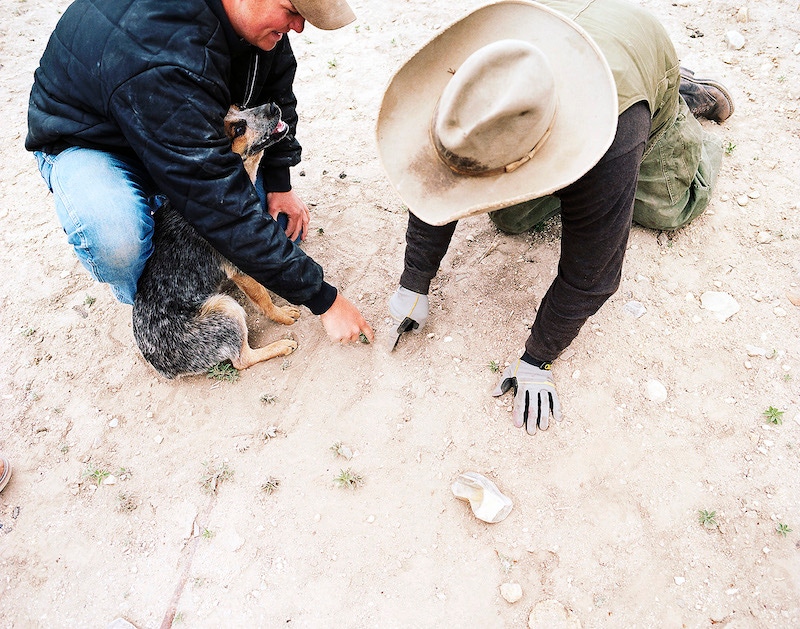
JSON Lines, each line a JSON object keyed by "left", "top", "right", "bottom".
{"left": 376, "top": 0, "right": 618, "bottom": 226}
{"left": 293, "top": 0, "right": 355, "bottom": 30}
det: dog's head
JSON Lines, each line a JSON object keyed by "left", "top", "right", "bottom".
{"left": 224, "top": 102, "right": 289, "bottom": 160}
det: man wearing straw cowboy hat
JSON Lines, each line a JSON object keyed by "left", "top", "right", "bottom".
{"left": 379, "top": 0, "right": 733, "bottom": 435}
{"left": 26, "top": 0, "right": 374, "bottom": 345}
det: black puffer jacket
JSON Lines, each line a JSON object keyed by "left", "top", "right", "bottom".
{"left": 26, "top": 0, "right": 337, "bottom": 313}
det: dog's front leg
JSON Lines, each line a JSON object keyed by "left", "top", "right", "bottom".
{"left": 230, "top": 273, "right": 301, "bottom": 325}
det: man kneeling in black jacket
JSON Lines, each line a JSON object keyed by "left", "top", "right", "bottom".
{"left": 26, "top": 0, "right": 374, "bottom": 344}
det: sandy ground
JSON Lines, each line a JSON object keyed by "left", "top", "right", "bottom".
{"left": 1, "top": 0, "right": 799, "bottom": 627}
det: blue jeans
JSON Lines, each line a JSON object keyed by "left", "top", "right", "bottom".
{"left": 35, "top": 147, "right": 289, "bottom": 305}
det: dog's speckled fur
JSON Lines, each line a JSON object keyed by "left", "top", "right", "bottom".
{"left": 132, "top": 102, "right": 300, "bottom": 379}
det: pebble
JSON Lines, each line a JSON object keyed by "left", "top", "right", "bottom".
{"left": 756, "top": 231, "right": 772, "bottom": 244}
{"left": 528, "top": 599, "right": 581, "bottom": 629}
{"left": 108, "top": 418, "right": 119, "bottom": 428}
{"left": 623, "top": 300, "right": 647, "bottom": 318}
{"left": 774, "top": 307, "right": 786, "bottom": 317}
{"left": 736, "top": 195, "right": 749, "bottom": 206}
{"left": 747, "top": 190, "right": 761, "bottom": 199}
{"left": 674, "top": 576, "right": 686, "bottom": 585}
{"left": 102, "top": 474, "right": 117, "bottom": 485}
{"left": 154, "top": 435, "right": 164, "bottom": 444}
{"left": 700, "top": 291, "right": 740, "bottom": 322}
{"left": 725, "top": 30, "right": 746, "bottom": 50}
{"left": 646, "top": 379, "right": 668, "bottom": 403}
{"left": 736, "top": 6, "right": 748, "bottom": 22}
{"left": 500, "top": 582, "right": 523, "bottom": 603}
{"left": 795, "top": 43, "right": 800, "bottom": 56}
{"left": 746, "top": 345, "right": 766, "bottom": 356}
{"left": 787, "top": 291, "right": 800, "bottom": 307}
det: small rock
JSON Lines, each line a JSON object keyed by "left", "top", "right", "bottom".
{"left": 786, "top": 291, "right": 800, "bottom": 307}
{"left": 736, "top": 195, "right": 749, "bottom": 206}
{"left": 736, "top": 6, "right": 748, "bottom": 22}
{"left": 623, "top": 300, "right": 647, "bottom": 318}
{"left": 747, "top": 190, "right": 761, "bottom": 199}
{"left": 674, "top": 576, "right": 686, "bottom": 585}
{"left": 756, "top": 231, "right": 772, "bottom": 244}
{"left": 102, "top": 474, "right": 117, "bottom": 486}
{"left": 108, "top": 418, "right": 119, "bottom": 428}
{"left": 794, "top": 43, "right": 800, "bottom": 56}
{"left": 774, "top": 307, "right": 786, "bottom": 317}
{"left": 154, "top": 435, "right": 164, "bottom": 444}
{"left": 500, "top": 582, "right": 523, "bottom": 603}
{"left": 646, "top": 379, "right": 668, "bottom": 403}
{"left": 725, "top": 30, "right": 746, "bottom": 50}
{"left": 528, "top": 599, "right": 581, "bottom": 629}
{"left": 700, "top": 291, "right": 740, "bottom": 322}
{"left": 746, "top": 345, "right": 766, "bottom": 356}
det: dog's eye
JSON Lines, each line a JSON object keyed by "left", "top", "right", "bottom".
{"left": 232, "top": 121, "right": 247, "bottom": 138}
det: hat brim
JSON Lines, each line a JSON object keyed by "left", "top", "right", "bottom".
{"left": 377, "top": 0, "right": 618, "bottom": 226}
{"left": 292, "top": 0, "right": 355, "bottom": 30}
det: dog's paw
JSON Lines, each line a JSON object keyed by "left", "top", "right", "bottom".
{"left": 272, "top": 305, "right": 301, "bottom": 325}
{"left": 276, "top": 338, "right": 298, "bottom": 356}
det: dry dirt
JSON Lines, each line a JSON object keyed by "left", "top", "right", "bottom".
{"left": 1, "top": 0, "right": 799, "bottom": 627}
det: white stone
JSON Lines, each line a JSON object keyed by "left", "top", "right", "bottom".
{"left": 774, "top": 307, "right": 787, "bottom": 317}
{"left": 646, "top": 379, "right": 668, "bottom": 403}
{"left": 674, "top": 576, "right": 686, "bottom": 585}
{"left": 102, "top": 474, "right": 117, "bottom": 486}
{"left": 746, "top": 345, "right": 766, "bottom": 356}
{"left": 623, "top": 300, "right": 647, "bottom": 318}
{"left": 108, "top": 418, "right": 119, "bottom": 428}
{"left": 756, "top": 231, "right": 772, "bottom": 244}
{"left": 725, "top": 30, "right": 746, "bottom": 50}
{"left": 700, "top": 291, "right": 740, "bottom": 322}
{"left": 500, "top": 582, "right": 523, "bottom": 603}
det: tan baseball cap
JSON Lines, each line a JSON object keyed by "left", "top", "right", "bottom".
{"left": 292, "top": 0, "right": 355, "bottom": 30}
{"left": 377, "top": 0, "right": 618, "bottom": 225}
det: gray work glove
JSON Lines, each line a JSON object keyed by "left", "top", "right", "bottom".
{"left": 389, "top": 286, "right": 429, "bottom": 330}
{"left": 492, "top": 359, "right": 562, "bottom": 435}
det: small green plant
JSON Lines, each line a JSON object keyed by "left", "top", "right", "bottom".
{"left": 776, "top": 523, "right": 792, "bottom": 537}
{"left": 783, "top": 374, "right": 792, "bottom": 382}
{"left": 723, "top": 140, "right": 736, "bottom": 155}
{"left": 698, "top": 509, "right": 717, "bottom": 529}
{"left": 59, "top": 443, "right": 70, "bottom": 455}
{"left": 359, "top": 332, "right": 370, "bottom": 344}
{"left": 201, "top": 528, "right": 215, "bottom": 540}
{"left": 777, "top": 75, "right": 786, "bottom": 84}
{"left": 206, "top": 362, "right": 239, "bottom": 382}
{"left": 19, "top": 327, "right": 35, "bottom": 337}
{"left": 84, "top": 295, "right": 96, "bottom": 307}
{"left": 261, "top": 477, "right": 280, "bottom": 494}
{"left": 489, "top": 360, "right": 500, "bottom": 373}
{"left": 334, "top": 468, "right": 364, "bottom": 490}
{"left": 172, "top": 611, "right": 185, "bottom": 625}
{"left": 317, "top": 227, "right": 325, "bottom": 235}
{"left": 83, "top": 464, "right": 111, "bottom": 486}
{"left": 327, "top": 58, "right": 337, "bottom": 69}
{"left": 763, "top": 406, "right": 784, "bottom": 425}
{"left": 260, "top": 393, "right": 278, "bottom": 405}
{"left": 200, "top": 462, "right": 234, "bottom": 494}
{"left": 281, "top": 359, "right": 291, "bottom": 371}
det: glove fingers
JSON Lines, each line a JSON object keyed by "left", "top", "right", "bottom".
{"left": 537, "top": 391, "right": 550, "bottom": 431}
{"left": 512, "top": 390, "right": 528, "bottom": 429}
{"left": 524, "top": 391, "right": 537, "bottom": 435}
{"left": 551, "top": 391, "right": 563, "bottom": 422}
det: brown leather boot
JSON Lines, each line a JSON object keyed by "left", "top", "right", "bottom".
{"left": 679, "top": 67, "right": 734, "bottom": 123}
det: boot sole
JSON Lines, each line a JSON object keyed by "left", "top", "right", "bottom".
{"left": 680, "top": 72, "right": 735, "bottom": 117}
{"left": 0, "top": 455, "right": 10, "bottom": 493}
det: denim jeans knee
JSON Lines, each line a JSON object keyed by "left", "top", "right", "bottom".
{"left": 36, "top": 147, "right": 160, "bottom": 304}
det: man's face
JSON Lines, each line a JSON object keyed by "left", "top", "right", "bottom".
{"left": 224, "top": 0, "right": 306, "bottom": 51}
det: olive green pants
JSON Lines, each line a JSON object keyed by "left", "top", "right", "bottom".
{"left": 490, "top": 99, "right": 723, "bottom": 233}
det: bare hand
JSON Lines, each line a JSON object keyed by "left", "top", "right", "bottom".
{"left": 266, "top": 190, "right": 310, "bottom": 242}
{"left": 319, "top": 293, "right": 375, "bottom": 344}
